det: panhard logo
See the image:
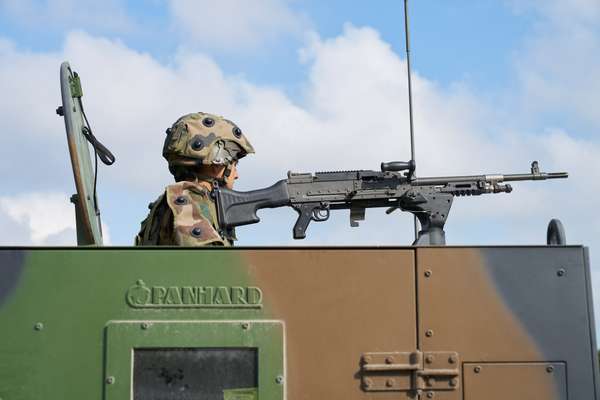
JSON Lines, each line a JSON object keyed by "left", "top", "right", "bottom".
{"left": 126, "top": 280, "right": 263, "bottom": 309}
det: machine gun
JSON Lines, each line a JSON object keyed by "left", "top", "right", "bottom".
{"left": 214, "top": 160, "right": 567, "bottom": 245}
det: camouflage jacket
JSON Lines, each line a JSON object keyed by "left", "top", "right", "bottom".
{"left": 135, "top": 181, "right": 233, "bottom": 246}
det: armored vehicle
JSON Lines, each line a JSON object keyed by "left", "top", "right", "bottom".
{"left": 0, "top": 53, "right": 598, "bottom": 400}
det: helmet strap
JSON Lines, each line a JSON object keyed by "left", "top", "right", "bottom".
{"left": 174, "top": 164, "right": 229, "bottom": 187}
{"left": 223, "top": 163, "right": 234, "bottom": 179}
{"left": 189, "top": 174, "right": 222, "bottom": 187}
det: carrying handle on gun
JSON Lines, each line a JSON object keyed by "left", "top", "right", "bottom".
{"left": 381, "top": 159, "right": 416, "bottom": 179}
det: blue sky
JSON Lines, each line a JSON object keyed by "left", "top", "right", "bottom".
{"left": 0, "top": 1, "right": 598, "bottom": 283}
{"left": 0, "top": 1, "right": 533, "bottom": 93}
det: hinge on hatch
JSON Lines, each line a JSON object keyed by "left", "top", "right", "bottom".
{"left": 360, "top": 351, "right": 460, "bottom": 393}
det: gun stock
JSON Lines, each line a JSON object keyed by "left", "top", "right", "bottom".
{"left": 215, "top": 180, "right": 290, "bottom": 229}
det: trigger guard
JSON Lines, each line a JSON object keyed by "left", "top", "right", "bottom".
{"left": 312, "top": 207, "right": 330, "bottom": 222}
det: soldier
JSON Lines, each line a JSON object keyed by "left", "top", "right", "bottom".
{"left": 135, "top": 112, "right": 255, "bottom": 246}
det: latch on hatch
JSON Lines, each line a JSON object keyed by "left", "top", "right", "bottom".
{"left": 360, "top": 351, "right": 460, "bottom": 393}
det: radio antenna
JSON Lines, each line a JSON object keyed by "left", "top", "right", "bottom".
{"left": 403, "top": 0, "right": 419, "bottom": 240}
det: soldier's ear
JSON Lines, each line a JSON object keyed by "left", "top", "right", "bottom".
{"left": 208, "top": 164, "right": 226, "bottom": 178}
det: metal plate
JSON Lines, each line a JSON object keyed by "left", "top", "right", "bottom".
{"left": 360, "top": 351, "right": 419, "bottom": 391}
{"left": 59, "top": 61, "right": 103, "bottom": 245}
{"left": 417, "top": 247, "right": 596, "bottom": 400}
{"left": 243, "top": 249, "right": 418, "bottom": 399}
{"left": 463, "top": 362, "right": 567, "bottom": 400}
{"left": 104, "top": 321, "right": 284, "bottom": 400}
{"left": 417, "top": 351, "right": 460, "bottom": 391}
{"left": 133, "top": 348, "right": 257, "bottom": 399}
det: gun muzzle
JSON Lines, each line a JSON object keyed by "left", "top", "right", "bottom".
{"left": 503, "top": 171, "right": 569, "bottom": 181}
{"left": 547, "top": 172, "right": 569, "bottom": 179}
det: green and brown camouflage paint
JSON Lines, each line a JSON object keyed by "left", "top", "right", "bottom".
{"left": 0, "top": 246, "right": 597, "bottom": 399}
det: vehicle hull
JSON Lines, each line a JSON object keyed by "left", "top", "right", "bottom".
{"left": 0, "top": 246, "right": 597, "bottom": 399}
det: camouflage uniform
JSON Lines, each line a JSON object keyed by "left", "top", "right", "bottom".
{"left": 135, "top": 112, "right": 254, "bottom": 246}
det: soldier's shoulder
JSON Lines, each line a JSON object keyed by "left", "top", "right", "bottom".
{"left": 163, "top": 181, "right": 225, "bottom": 246}
{"left": 134, "top": 192, "right": 169, "bottom": 246}
{"left": 165, "top": 181, "right": 211, "bottom": 199}
{"left": 164, "top": 181, "right": 215, "bottom": 219}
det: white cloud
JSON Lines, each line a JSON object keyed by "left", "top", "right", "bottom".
{"left": 509, "top": 0, "right": 600, "bottom": 129}
{"left": 0, "top": 192, "right": 112, "bottom": 245}
{"left": 167, "top": 0, "right": 309, "bottom": 49}
{"left": 237, "top": 25, "right": 497, "bottom": 179}
{"left": 0, "top": 192, "right": 76, "bottom": 245}
{"left": 0, "top": 26, "right": 482, "bottom": 196}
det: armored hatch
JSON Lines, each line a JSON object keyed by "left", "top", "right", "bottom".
{"left": 57, "top": 61, "right": 114, "bottom": 245}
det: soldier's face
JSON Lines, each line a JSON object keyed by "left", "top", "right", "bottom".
{"left": 224, "top": 162, "right": 239, "bottom": 190}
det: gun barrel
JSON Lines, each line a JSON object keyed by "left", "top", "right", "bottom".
{"left": 413, "top": 171, "right": 568, "bottom": 186}
{"left": 503, "top": 172, "right": 569, "bottom": 181}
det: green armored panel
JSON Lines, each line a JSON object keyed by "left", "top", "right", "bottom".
{"left": 105, "top": 321, "right": 283, "bottom": 399}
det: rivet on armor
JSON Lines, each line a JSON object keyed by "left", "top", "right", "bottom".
{"left": 474, "top": 366, "right": 481, "bottom": 373}
{"left": 425, "top": 329, "right": 433, "bottom": 337}
{"left": 232, "top": 126, "right": 242, "bottom": 138}
{"left": 191, "top": 227, "right": 202, "bottom": 237}
{"left": 202, "top": 117, "right": 215, "bottom": 127}
{"left": 424, "top": 270, "right": 432, "bottom": 277}
{"left": 557, "top": 268, "right": 565, "bottom": 277}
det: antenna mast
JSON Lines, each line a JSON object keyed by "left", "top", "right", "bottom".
{"left": 404, "top": 0, "right": 416, "bottom": 164}
{"left": 403, "top": 0, "right": 419, "bottom": 240}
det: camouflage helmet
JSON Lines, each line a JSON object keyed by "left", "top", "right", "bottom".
{"left": 163, "top": 112, "right": 254, "bottom": 174}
